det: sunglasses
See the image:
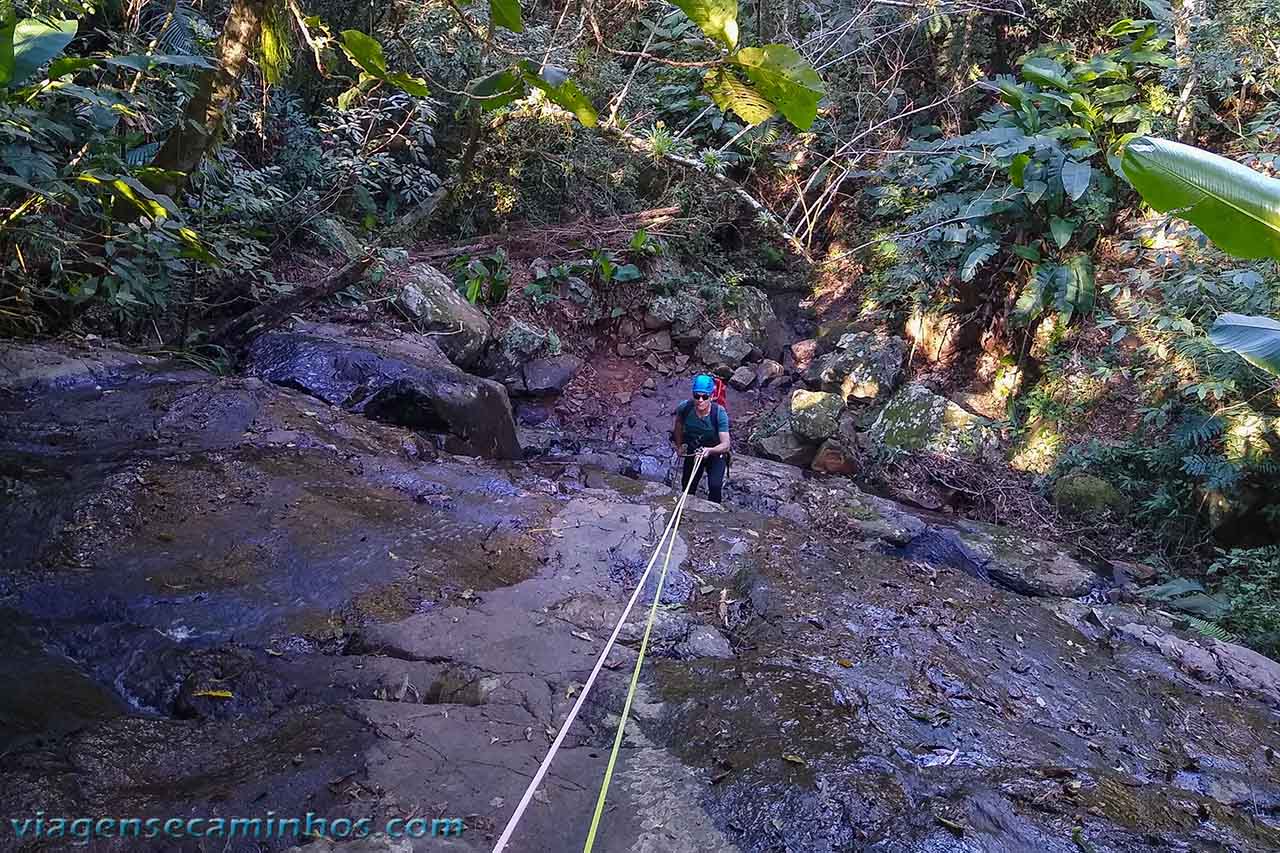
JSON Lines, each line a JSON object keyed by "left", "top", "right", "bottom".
{"left": 693, "top": 393, "right": 711, "bottom": 400}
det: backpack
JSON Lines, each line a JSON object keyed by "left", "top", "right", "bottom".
{"left": 710, "top": 376, "right": 728, "bottom": 410}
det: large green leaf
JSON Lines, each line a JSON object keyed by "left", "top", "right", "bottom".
{"left": 669, "top": 0, "right": 739, "bottom": 50}
{"left": 340, "top": 29, "right": 388, "bottom": 77}
{"left": 490, "top": 0, "right": 524, "bottom": 34}
{"left": 10, "top": 18, "right": 77, "bottom": 87}
{"left": 1049, "top": 216, "right": 1076, "bottom": 248}
{"left": 1122, "top": 136, "right": 1280, "bottom": 259}
{"left": 469, "top": 67, "right": 526, "bottom": 111}
{"left": 731, "top": 44, "right": 824, "bottom": 130}
{"left": 0, "top": 16, "right": 17, "bottom": 87}
{"left": 1020, "top": 57, "right": 1075, "bottom": 92}
{"left": 703, "top": 66, "right": 774, "bottom": 125}
{"left": 518, "top": 61, "right": 597, "bottom": 126}
{"left": 1055, "top": 253, "right": 1095, "bottom": 321}
{"left": 1061, "top": 158, "right": 1091, "bottom": 201}
{"left": 1208, "top": 313, "right": 1280, "bottom": 375}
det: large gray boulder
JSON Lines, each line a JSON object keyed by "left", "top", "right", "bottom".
{"left": 517, "top": 355, "right": 584, "bottom": 396}
{"left": 804, "top": 331, "right": 906, "bottom": 402}
{"left": 866, "top": 383, "right": 999, "bottom": 460}
{"left": 395, "top": 263, "right": 491, "bottom": 370}
{"left": 789, "top": 390, "right": 845, "bottom": 442}
{"left": 728, "top": 285, "right": 782, "bottom": 357}
{"left": 246, "top": 322, "right": 520, "bottom": 459}
{"left": 695, "top": 328, "right": 753, "bottom": 374}
{"left": 756, "top": 431, "right": 817, "bottom": 467}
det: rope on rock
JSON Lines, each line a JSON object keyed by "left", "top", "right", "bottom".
{"left": 491, "top": 453, "right": 704, "bottom": 853}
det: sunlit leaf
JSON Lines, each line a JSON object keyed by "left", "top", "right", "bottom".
{"left": 10, "top": 18, "right": 77, "bottom": 87}
{"left": 670, "top": 0, "right": 739, "bottom": 50}
{"left": 1208, "top": 313, "right": 1280, "bottom": 375}
{"left": 1020, "top": 57, "right": 1074, "bottom": 92}
{"left": 731, "top": 44, "right": 824, "bottom": 130}
{"left": 340, "top": 29, "right": 388, "bottom": 78}
{"left": 517, "top": 60, "right": 597, "bottom": 126}
{"left": 704, "top": 65, "right": 774, "bottom": 125}
{"left": 1121, "top": 135, "right": 1280, "bottom": 260}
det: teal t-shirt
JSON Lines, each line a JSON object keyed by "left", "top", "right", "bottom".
{"left": 677, "top": 400, "right": 729, "bottom": 451}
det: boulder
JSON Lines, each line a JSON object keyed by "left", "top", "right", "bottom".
{"left": 729, "top": 365, "right": 756, "bottom": 391}
{"left": 1114, "top": 624, "right": 1280, "bottom": 710}
{"left": 395, "top": 263, "right": 491, "bottom": 370}
{"left": 643, "top": 329, "right": 673, "bottom": 353}
{"left": 747, "top": 397, "right": 793, "bottom": 451}
{"left": 1053, "top": 471, "right": 1127, "bottom": 516}
{"left": 789, "top": 339, "right": 819, "bottom": 375}
{"left": 484, "top": 319, "right": 550, "bottom": 381}
{"left": 676, "top": 625, "right": 735, "bottom": 660}
{"left": 789, "top": 390, "right": 845, "bottom": 442}
{"left": 756, "top": 359, "right": 785, "bottom": 387}
{"left": 866, "top": 383, "right": 999, "bottom": 460}
{"left": 309, "top": 217, "right": 363, "bottom": 258}
{"left": 246, "top": 322, "right": 520, "bottom": 459}
{"left": 520, "top": 355, "right": 584, "bottom": 396}
{"left": 695, "top": 328, "right": 753, "bottom": 373}
{"left": 803, "top": 331, "right": 906, "bottom": 402}
{"left": 756, "top": 431, "right": 817, "bottom": 467}
{"left": 643, "top": 297, "right": 675, "bottom": 330}
{"left": 728, "top": 285, "right": 782, "bottom": 357}
{"left": 812, "top": 439, "right": 858, "bottom": 475}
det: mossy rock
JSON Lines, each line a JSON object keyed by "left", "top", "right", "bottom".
{"left": 1053, "top": 471, "right": 1127, "bottom": 516}
{"left": 866, "top": 383, "right": 998, "bottom": 460}
{"left": 790, "top": 390, "right": 845, "bottom": 442}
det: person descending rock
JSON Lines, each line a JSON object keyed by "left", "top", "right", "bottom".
{"left": 671, "top": 374, "right": 731, "bottom": 503}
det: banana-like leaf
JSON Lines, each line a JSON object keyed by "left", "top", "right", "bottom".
{"left": 1121, "top": 136, "right": 1280, "bottom": 260}
{"left": 1021, "top": 57, "right": 1074, "bottom": 92}
{"left": 1208, "top": 313, "right": 1280, "bottom": 375}
{"left": 731, "top": 44, "right": 824, "bottom": 130}
{"left": 1056, "top": 253, "right": 1095, "bottom": 321}
{"left": 9, "top": 18, "right": 77, "bottom": 87}
{"left": 670, "top": 0, "right": 739, "bottom": 50}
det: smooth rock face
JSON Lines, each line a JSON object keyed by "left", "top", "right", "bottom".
{"left": 951, "top": 519, "right": 1101, "bottom": 597}
{"left": 5, "top": 344, "right": 1280, "bottom": 853}
{"left": 246, "top": 321, "right": 520, "bottom": 459}
{"left": 395, "top": 263, "right": 491, "bottom": 369}
{"left": 789, "top": 389, "right": 846, "bottom": 442}
{"left": 866, "top": 383, "right": 999, "bottom": 460}
{"left": 804, "top": 331, "right": 906, "bottom": 402}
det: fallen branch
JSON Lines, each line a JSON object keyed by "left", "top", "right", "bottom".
{"left": 209, "top": 254, "right": 375, "bottom": 350}
{"left": 411, "top": 207, "right": 681, "bottom": 262}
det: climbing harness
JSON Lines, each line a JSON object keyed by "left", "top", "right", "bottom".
{"left": 491, "top": 454, "right": 705, "bottom": 853}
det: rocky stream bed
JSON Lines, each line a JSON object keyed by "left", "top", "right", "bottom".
{"left": 2, "top": 336, "right": 1279, "bottom": 853}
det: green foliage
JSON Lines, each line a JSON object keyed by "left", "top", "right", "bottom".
{"left": 489, "top": 0, "right": 524, "bottom": 35}
{"left": 669, "top": 0, "right": 739, "bottom": 50}
{"left": 867, "top": 18, "right": 1174, "bottom": 331}
{"left": 452, "top": 248, "right": 511, "bottom": 305}
{"left": 1212, "top": 546, "right": 1280, "bottom": 657}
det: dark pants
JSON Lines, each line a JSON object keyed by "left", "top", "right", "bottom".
{"left": 682, "top": 453, "right": 727, "bottom": 503}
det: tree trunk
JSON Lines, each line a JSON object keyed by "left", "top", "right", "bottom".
{"left": 1173, "top": 0, "right": 1198, "bottom": 141}
{"left": 150, "top": 0, "right": 267, "bottom": 200}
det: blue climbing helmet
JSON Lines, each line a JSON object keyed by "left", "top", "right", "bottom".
{"left": 691, "top": 374, "right": 716, "bottom": 396}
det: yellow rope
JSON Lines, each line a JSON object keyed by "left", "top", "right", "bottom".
{"left": 582, "top": 453, "right": 702, "bottom": 852}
